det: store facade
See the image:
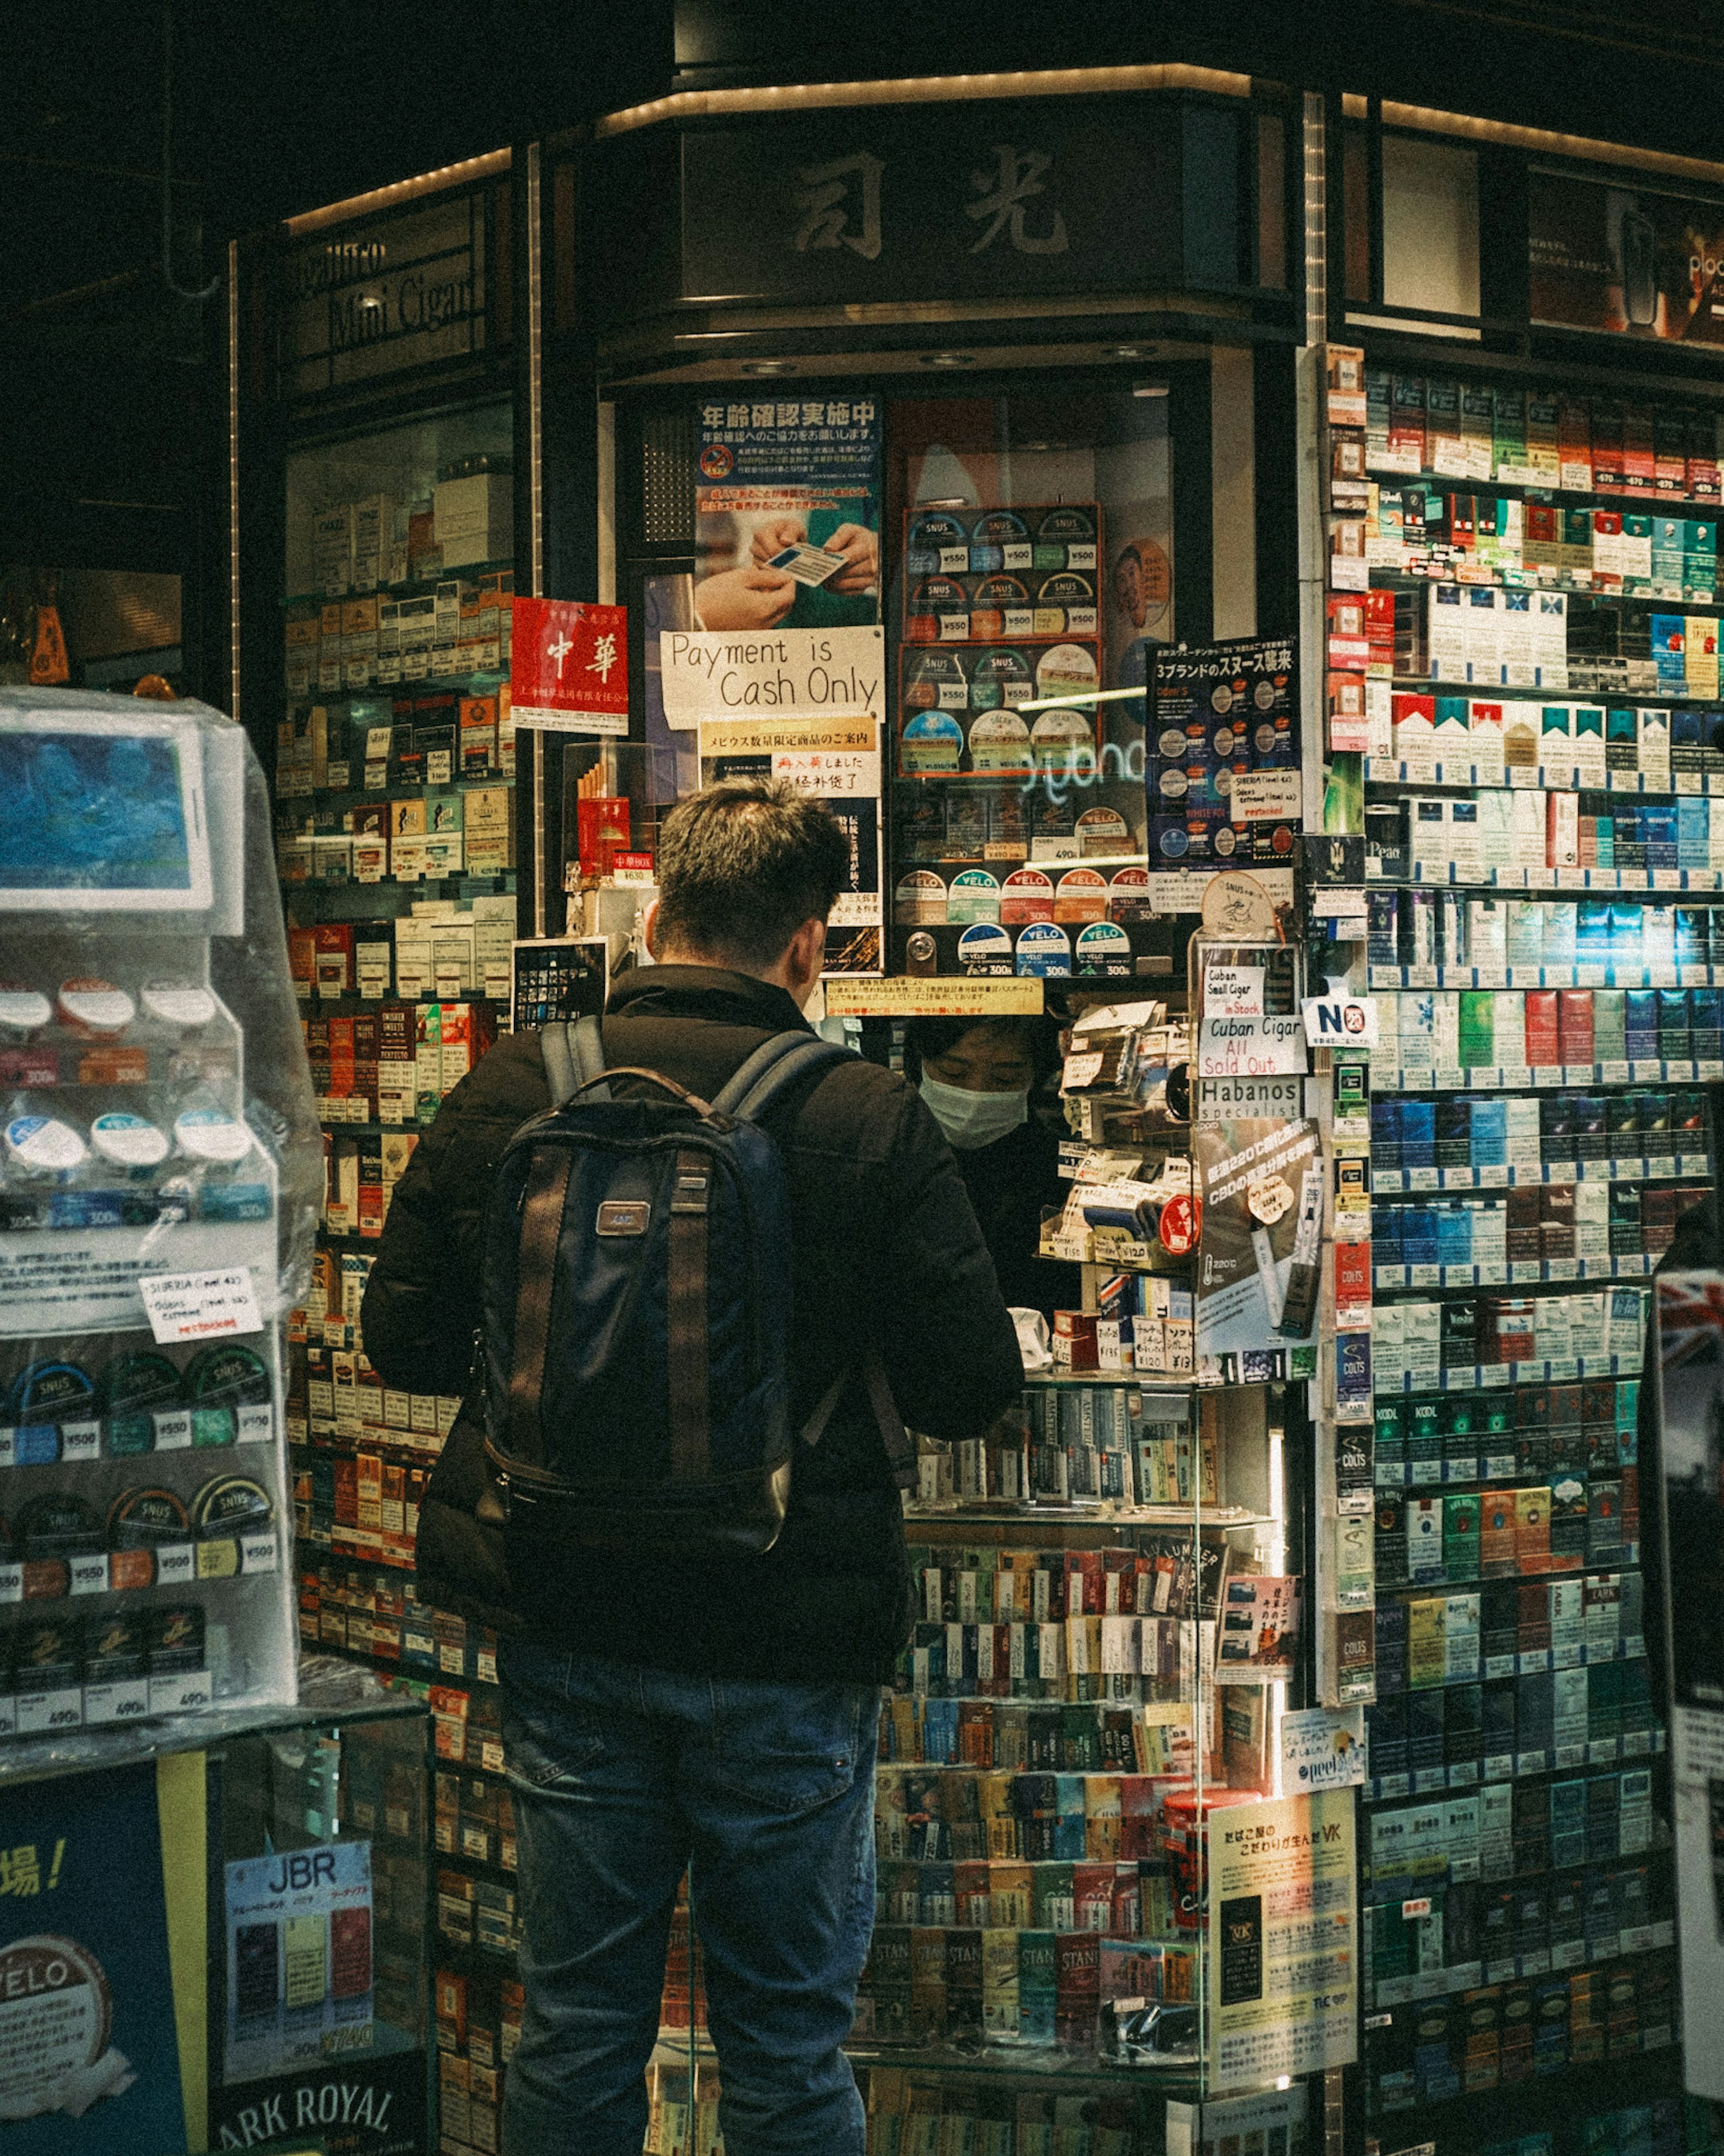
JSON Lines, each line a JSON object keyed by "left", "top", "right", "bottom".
{"left": 241, "top": 41, "right": 1724, "bottom": 2156}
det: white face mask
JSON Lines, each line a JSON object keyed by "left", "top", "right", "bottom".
{"left": 918, "top": 1071, "right": 1029, "bottom": 1151}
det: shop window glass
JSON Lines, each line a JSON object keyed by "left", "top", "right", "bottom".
{"left": 886, "top": 388, "right": 1173, "bottom": 966}
{"left": 1343, "top": 124, "right": 1373, "bottom": 306}
{"left": 1382, "top": 133, "right": 1481, "bottom": 318}
{"left": 1257, "top": 113, "right": 1288, "bottom": 291}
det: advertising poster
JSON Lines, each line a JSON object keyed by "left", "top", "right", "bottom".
{"left": 1205, "top": 1789, "right": 1358, "bottom": 2091}
{"left": 1215, "top": 1575, "right": 1303, "bottom": 1680}
{"left": 0, "top": 1754, "right": 206, "bottom": 2154}
{"left": 209, "top": 2044, "right": 425, "bottom": 2156}
{"left": 1147, "top": 635, "right": 1299, "bottom": 869}
{"left": 1194, "top": 1117, "right": 1324, "bottom": 1356}
{"left": 695, "top": 395, "right": 881, "bottom": 635}
{"left": 223, "top": 1840, "right": 374, "bottom": 2081}
{"left": 1530, "top": 169, "right": 1724, "bottom": 344}
{"left": 510, "top": 599, "right": 629, "bottom": 736}
{"left": 1653, "top": 1272, "right": 1724, "bottom": 1710}
{"left": 1671, "top": 1706, "right": 1724, "bottom": 2100}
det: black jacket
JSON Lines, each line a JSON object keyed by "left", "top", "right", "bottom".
{"left": 951, "top": 1116, "right": 1084, "bottom": 1321}
{"left": 361, "top": 964, "right": 1023, "bottom": 1684}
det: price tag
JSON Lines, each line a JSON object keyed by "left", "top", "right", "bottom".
{"left": 84, "top": 1679, "right": 151, "bottom": 1725}
{"left": 16, "top": 1689, "right": 82, "bottom": 1735}
{"left": 241, "top": 1532, "right": 279, "bottom": 1575}
{"left": 59, "top": 1421, "right": 100, "bottom": 1464}
{"left": 155, "top": 1545, "right": 195, "bottom": 1587}
{"left": 138, "top": 1268, "right": 263, "bottom": 1345}
{"left": 149, "top": 1674, "right": 213, "bottom": 1715}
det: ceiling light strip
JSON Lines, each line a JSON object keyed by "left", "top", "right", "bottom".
{"left": 285, "top": 149, "right": 512, "bottom": 236}
{"left": 1349, "top": 93, "right": 1724, "bottom": 189}
{"left": 596, "top": 63, "right": 1252, "bottom": 140}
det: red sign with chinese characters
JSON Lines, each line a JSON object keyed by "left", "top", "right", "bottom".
{"left": 510, "top": 599, "right": 629, "bottom": 736}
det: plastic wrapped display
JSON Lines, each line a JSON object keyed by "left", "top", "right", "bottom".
{"left": 0, "top": 688, "right": 318, "bottom": 1742}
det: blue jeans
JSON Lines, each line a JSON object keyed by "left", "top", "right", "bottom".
{"left": 497, "top": 1636, "right": 879, "bottom": 2156}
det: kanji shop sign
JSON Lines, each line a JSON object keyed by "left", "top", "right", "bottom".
{"left": 511, "top": 600, "right": 629, "bottom": 736}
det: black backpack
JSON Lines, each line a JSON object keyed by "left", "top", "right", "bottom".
{"left": 479, "top": 1015, "right": 908, "bottom": 1555}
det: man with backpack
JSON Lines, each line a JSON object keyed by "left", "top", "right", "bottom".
{"left": 361, "top": 779, "right": 1024, "bottom": 2156}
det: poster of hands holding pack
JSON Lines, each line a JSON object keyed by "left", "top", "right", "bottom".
{"left": 0, "top": 691, "right": 317, "bottom": 1748}
{"left": 1190, "top": 929, "right": 1321, "bottom": 1382}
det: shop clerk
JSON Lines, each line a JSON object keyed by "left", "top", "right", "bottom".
{"left": 906, "top": 1015, "right": 1083, "bottom": 1321}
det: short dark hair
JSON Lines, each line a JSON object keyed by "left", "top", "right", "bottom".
{"left": 654, "top": 780, "right": 849, "bottom": 970}
{"left": 904, "top": 1015, "right": 1060, "bottom": 1084}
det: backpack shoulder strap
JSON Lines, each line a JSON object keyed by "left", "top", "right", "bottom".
{"left": 712, "top": 1030, "right": 850, "bottom": 1122}
{"left": 799, "top": 1347, "right": 916, "bottom": 1485}
{"left": 540, "top": 1014, "right": 608, "bottom": 1108}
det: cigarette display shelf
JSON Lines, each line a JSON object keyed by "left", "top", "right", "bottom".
{"left": 1378, "top": 677, "right": 1713, "bottom": 708}
{"left": 1369, "top": 566, "right": 1722, "bottom": 607}
{"left": 1364, "top": 758, "right": 1724, "bottom": 792}
{"left": 1371, "top": 1572, "right": 1646, "bottom": 1629}
{"left": 1364, "top": 2049, "right": 1691, "bottom": 2138}
{"left": 1397, "top": 866, "right": 1724, "bottom": 893}
{"left": 1377, "top": 1064, "right": 1723, "bottom": 1090}
{"left": 1372, "top": 1258, "right": 1662, "bottom": 1287}
{"left": 1364, "top": 1726, "right": 1667, "bottom": 1805}
{"left": 902, "top": 1502, "right": 1273, "bottom": 1530}
{"left": 1369, "top": 963, "right": 1724, "bottom": 988}
{"left": 281, "top": 771, "right": 518, "bottom": 807}
{"left": 1372, "top": 1158, "right": 1703, "bottom": 1189}
{"left": 282, "top": 557, "right": 515, "bottom": 614}
{"left": 286, "top": 876, "right": 516, "bottom": 918}
{"left": 1362, "top": 1926, "right": 1678, "bottom": 2015}
{"left": 1361, "top": 459, "right": 1720, "bottom": 516}
{"left": 1373, "top": 1360, "right": 1645, "bottom": 1392}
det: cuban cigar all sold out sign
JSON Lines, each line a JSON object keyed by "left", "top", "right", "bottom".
{"left": 511, "top": 599, "right": 629, "bottom": 735}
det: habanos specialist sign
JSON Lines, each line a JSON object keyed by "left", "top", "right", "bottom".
{"left": 510, "top": 600, "right": 629, "bottom": 736}
{"left": 1205, "top": 1789, "right": 1358, "bottom": 2091}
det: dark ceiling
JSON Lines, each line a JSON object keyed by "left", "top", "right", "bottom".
{"left": 8, "top": 0, "right": 1724, "bottom": 582}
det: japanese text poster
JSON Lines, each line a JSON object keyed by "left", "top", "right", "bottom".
{"left": 1205, "top": 1788, "right": 1358, "bottom": 2090}
{"left": 695, "top": 396, "right": 882, "bottom": 637}
{"left": 1194, "top": 1117, "right": 1324, "bottom": 1358}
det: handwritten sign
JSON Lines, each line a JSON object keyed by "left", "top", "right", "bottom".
{"left": 1196, "top": 1008, "right": 1306, "bottom": 1078}
{"left": 138, "top": 1267, "right": 263, "bottom": 1345}
{"left": 771, "top": 746, "right": 881, "bottom": 796}
{"left": 1205, "top": 964, "right": 1265, "bottom": 1017}
{"left": 664, "top": 626, "right": 884, "bottom": 730}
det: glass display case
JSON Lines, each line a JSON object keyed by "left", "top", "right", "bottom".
{"left": 884, "top": 388, "right": 1174, "bottom": 979}
{"left": 0, "top": 689, "right": 317, "bottom": 1744}
{"left": 211, "top": 1662, "right": 432, "bottom": 2151}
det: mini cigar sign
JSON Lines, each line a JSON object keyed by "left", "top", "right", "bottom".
{"left": 511, "top": 600, "right": 629, "bottom": 735}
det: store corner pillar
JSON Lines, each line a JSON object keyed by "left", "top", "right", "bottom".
{"left": 514, "top": 128, "right": 609, "bottom": 943}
